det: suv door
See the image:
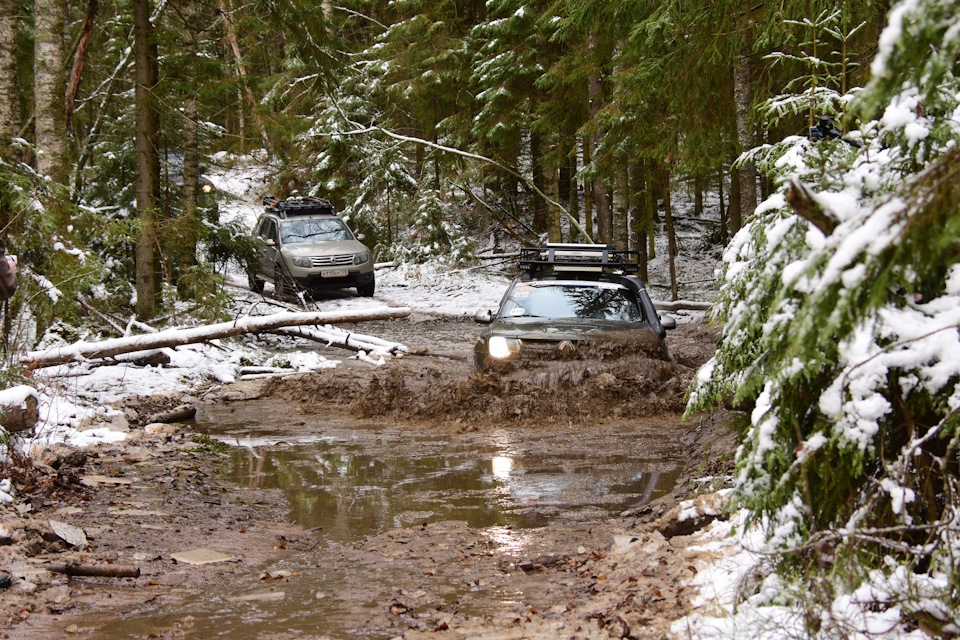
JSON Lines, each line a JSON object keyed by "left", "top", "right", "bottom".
{"left": 257, "top": 217, "right": 281, "bottom": 281}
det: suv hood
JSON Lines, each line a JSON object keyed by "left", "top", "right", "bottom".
{"left": 283, "top": 239, "right": 367, "bottom": 256}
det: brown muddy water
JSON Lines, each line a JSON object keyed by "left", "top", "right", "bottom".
{"left": 87, "top": 408, "right": 686, "bottom": 639}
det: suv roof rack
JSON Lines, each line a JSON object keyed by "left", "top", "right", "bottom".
{"left": 262, "top": 196, "right": 335, "bottom": 219}
{"left": 519, "top": 243, "right": 639, "bottom": 274}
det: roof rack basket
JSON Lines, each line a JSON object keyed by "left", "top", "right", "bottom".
{"left": 262, "top": 196, "right": 335, "bottom": 218}
{"left": 518, "top": 243, "right": 639, "bottom": 274}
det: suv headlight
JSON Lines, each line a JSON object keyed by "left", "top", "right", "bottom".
{"left": 291, "top": 256, "right": 312, "bottom": 268}
{"left": 488, "top": 336, "right": 520, "bottom": 360}
{"left": 354, "top": 251, "right": 370, "bottom": 265}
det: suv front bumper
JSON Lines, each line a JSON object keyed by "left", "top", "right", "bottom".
{"left": 294, "top": 269, "right": 374, "bottom": 290}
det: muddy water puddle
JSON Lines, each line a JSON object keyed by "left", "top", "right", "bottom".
{"left": 89, "top": 404, "right": 686, "bottom": 639}
{"left": 200, "top": 404, "right": 683, "bottom": 533}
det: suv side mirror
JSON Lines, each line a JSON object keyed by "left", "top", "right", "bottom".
{"left": 473, "top": 309, "right": 493, "bottom": 324}
{"left": 265, "top": 238, "right": 276, "bottom": 246}
{"left": 357, "top": 233, "right": 366, "bottom": 241}
{"left": 659, "top": 315, "right": 677, "bottom": 330}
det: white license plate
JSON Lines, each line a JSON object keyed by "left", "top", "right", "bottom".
{"left": 322, "top": 269, "right": 349, "bottom": 278}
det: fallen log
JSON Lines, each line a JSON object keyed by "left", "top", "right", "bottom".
{"left": 147, "top": 404, "right": 197, "bottom": 424}
{"left": 270, "top": 325, "right": 408, "bottom": 355}
{"left": 21, "top": 307, "right": 412, "bottom": 368}
{"left": 45, "top": 563, "right": 140, "bottom": 578}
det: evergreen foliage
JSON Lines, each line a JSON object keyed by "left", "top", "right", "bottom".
{"left": 688, "top": 0, "right": 960, "bottom": 629}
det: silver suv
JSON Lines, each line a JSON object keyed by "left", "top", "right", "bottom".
{"left": 250, "top": 197, "right": 375, "bottom": 298}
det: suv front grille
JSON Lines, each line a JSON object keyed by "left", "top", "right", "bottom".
{"left": 310, "top": 254, "right": 354, "bottom": 267}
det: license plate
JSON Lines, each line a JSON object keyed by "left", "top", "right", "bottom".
{"left": 322, "top": 269, "right": 349, "bottom": 278}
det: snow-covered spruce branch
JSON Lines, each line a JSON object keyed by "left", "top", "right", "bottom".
{"left": 311, "top": 124, "right": 593, "bottom": 242}
{"left": 21, "top": 307, "right": 411, "bottom": 368}
{"left": 743, "top": 516, "right": 956, "bottom": 559}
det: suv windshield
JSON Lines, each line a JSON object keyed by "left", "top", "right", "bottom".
{"left": 280, "top": 218, "right": 352, "bottom": 244}
{"left": 501, "top": 282, "right": 643, "bottom": 321}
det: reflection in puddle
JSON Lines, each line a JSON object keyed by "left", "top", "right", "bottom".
{"left": 484, "top": 525, "right": 528, "bottom": 555}
{"left": 491, "top": 455, "right": 514, "bottom": 478}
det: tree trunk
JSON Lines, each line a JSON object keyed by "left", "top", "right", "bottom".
{"left": 582, "top": 137, "right": 593, "bottom": 242}
{"left": 628, "top": 160, "right": 640, "bottom": 259}
{"left": 718, "top": 168, "right": 728, "bottom": 245}
{"left": 694, "top": 173, "right": 704, "bottom": 217}
{"left": 734, "top": 41, "right": 757, "bottom": 225}
{"left": 635, "top": 159, "right": 650, "bottom": 281}
{"left": 588, "top": 33, "right": 612, "bottom": 245}
{"left": 530, "top": 128, "right": 546, "bottom": 234}
{"left": 134, "top": 0, "right": 162, "bottom": 318}
{"left": 219, "top": 0, "right": 270, "bottom": 153}
{"left": 730, "top": 165, "right": 742, "bottom": 233}
{"left": 65, "top": 0, "right": 98, "bottom": 130}
{"left": 664, "top": 173, "right": 678, "bottom": 301}
{"left": 178, "top": 0, "right": 200, "bottom": 295}
{"left": 0, "top": 0, "right": 20, "bottom": 150}
{"left": 544, "top": 150, "right": 561, "bottom": 243}
{"left": 613, "top": 160, "right": 629, "bottom": 250}
{"left": 565, "top": 149, "right": 579, "bottom": 242}
{"left": 33, "top": 0, "right": 66, "bottom": 180}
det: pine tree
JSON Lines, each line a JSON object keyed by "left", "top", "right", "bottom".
{"left": 688, "top": 0, "right": 960, "bottom": 628}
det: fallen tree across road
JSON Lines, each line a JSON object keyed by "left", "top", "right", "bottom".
{"left": 21, "top": 307, "right": 412, "bottom": 368}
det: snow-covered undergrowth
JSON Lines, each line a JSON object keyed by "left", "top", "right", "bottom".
{"left": 682, "top": 0, "right": 960, "bottom": 636}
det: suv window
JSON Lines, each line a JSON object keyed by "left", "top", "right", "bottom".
{"left": 280, "top": 218, "right": 352, "bottom": 245}
{"left": 501, "top": 282, "right": 643, "bottom": 321}
{"left": 257, "top": 218, "right": 279, "bottom": 242}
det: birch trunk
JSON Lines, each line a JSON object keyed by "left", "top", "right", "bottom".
{"left": 0, "top": 0, "right": 19, "bottom": 147}
{"left": 545, "top": 152, "right": 561, "bottom": 243}
{"left": 588, "top": 33, "right": 611, "bottom": 245}
{"left": 33, "top": 0, "right": 66, "bottom": 179}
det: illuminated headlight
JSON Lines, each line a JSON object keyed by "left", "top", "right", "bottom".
{"left": 488, "top": 336, "right": 520, "bottom": 360}
{"left": 291, "top": 256, "right": 312, "bottom": 268}
{"left": 354, "top": 251, "right": 370, "bottom": 265}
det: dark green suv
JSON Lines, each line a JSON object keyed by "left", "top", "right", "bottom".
{"left": 250, "top": 197, "right": 375, "bottom": 298}
{"left": 472, "top": 244, "right": 676, "bottom": 371}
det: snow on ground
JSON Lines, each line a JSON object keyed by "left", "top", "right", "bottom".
{"left": 670, "top": 509, "right": 927, "bottom": 640}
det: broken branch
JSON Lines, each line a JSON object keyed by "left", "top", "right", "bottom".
{"left": 45, "top": 563, "right": 140, "bottom": 578}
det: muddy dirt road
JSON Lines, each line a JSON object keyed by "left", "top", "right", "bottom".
{"left": 0, "top": 315, "right": 735, "bottom": 639}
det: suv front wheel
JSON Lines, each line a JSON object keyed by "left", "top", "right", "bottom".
{"left": 357, "top": 277, "right": 375, "bottom": 298}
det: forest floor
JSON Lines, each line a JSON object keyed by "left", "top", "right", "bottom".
{"left": 0, "top": 317, "right": 740, "bottom": 639}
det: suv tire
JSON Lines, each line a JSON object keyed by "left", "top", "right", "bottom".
{"left": 357, "top": 278, "right": 375, "bottom": 298}
{"left": 249, "top": 274, "right": 264, "bottom": 293}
